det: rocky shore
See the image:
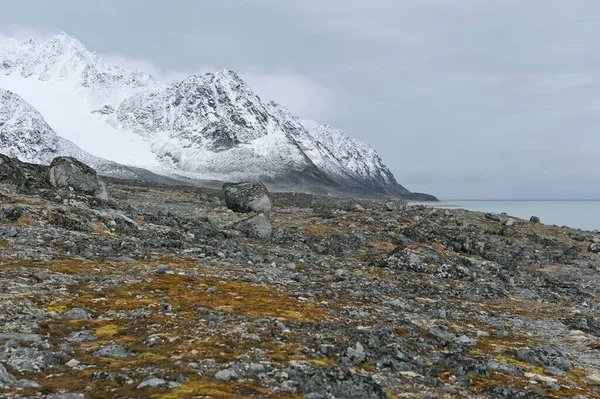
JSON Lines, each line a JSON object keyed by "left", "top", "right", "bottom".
{"left": 0, "top": 155, "right": 599, "bottom": 398}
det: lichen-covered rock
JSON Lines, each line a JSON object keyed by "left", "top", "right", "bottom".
{"left": 45, "top": 156, "right": 102, "bottom": 196}
{"left": 223, "top": 181, "right": 271, "bottom": 213}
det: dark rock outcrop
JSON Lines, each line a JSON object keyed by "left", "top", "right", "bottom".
{"left": 0, "top": 154, "right": 26, "bottom": 187}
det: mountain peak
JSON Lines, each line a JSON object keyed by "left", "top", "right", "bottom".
{"left": 0, "top": 32, "right": 433, "bottom": 199}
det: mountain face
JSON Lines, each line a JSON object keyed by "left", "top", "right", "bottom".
{"left": 0, "top": 88, "right": 184, "bottom": 184}
{"left": 0, "top": 32, "right": 435, "bottom": 199}
{"left": 0, "top": 88, "right": 89, "bottom": 164}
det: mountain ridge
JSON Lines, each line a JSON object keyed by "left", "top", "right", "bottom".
{"left": 0, "top": 32, "right": 437, "bottom": 200}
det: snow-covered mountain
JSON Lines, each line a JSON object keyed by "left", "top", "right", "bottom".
{"left": 0, "top": 88, "right": 184, "bottom": 183}
{"left": 0, "top": 32, "right": 434, "bottom": 199}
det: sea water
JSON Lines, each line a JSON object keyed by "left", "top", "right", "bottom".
{"left": 437, "top": 200, "right": 600, "bottom": 231}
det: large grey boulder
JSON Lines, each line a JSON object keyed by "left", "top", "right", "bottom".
{"left": 234, "top": 213, "right": 272, "bottom": 238}
{"left": 0, "top": 154, "right": 26, "bottom": 187}
{"left": 385, "top": 199, "right": 408, "bottom": 212}
{"left": 44, "top": 156, "right": 103, "bottom": 196}
{"left": 223, "top": 181, "right": 272, "bottom": 213}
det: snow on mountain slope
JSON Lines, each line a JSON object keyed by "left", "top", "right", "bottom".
{"left": 0, "top": 33, "right": 160, "bottom": 167}
{"left": 0, "top": 32, "right": 426, "bottom": 198}
{"left": 0, "top": 88, "right": 185, "bottom": 183}
{"left": 0, "top": 32, "right": 158, "bottom": 107}
{"left": 267, "top": 102, "right": 409, "bottom": 194}
{"left": 0, "top": 88, "right": 96, "bottom": 164}
{"left": 114, "top": 70, "right": 315, "bottom": 181}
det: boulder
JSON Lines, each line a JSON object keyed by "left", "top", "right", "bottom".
{"left": 530, "top": 216, "right": 540, "bottom": 224}
{"left": 385, "top": 199, "right": 408, "bottom": 212}
{"left": 589, "top": 242, "right": 600, "bottom": 254}
{"left": 0, "top": 154, "right": 26, "bottom": 187}
{"left": 45, "top": 157, "right": 102, "bottom": 196}
{"left": 234, "top": 213, "right": 272, "bottom": 238}
{"left": 223, "top": 181, "right": 271, "bottom": 213}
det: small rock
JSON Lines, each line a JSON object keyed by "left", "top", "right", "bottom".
{"left": 588, "top": 242, "right": 600, "bottom": 254}
{"left": 62, "top": 308, "right": 93, "bottom": 320}
{"left": 530, "top": 216, "right": 540, "bottom": 223}
{"left": 346, "top": 342, "right": 366, "bottom": 365}
{"left": 66, "top": 359, "right": 81, "bottom": 368}
{"left": 91, "top": 371, "right": 115, "bottom": 382}
{"left": 234, "top": 213, "right": 272, "bottom": 238}
{"left": 93, "top": 344, "right": 136, "bottom": 360}
{"left": 116, "top": 256, "right": 137, "bottom": 265}
{"left": 144, "top": 336, "right": 164, "bottom": 346}
{"left": 215, "top": 368, "right": 239, "bottom": 381}
{"left": 136, "top": 377, "right": 181, "bottom": 389}
{"left": 285, "top": 262, "right": 297, "bottom": 271}
{"left": 351, "top": 204, "right": 365, "bottom": 212}
{"left": 67, "top": 330, "right": 96, "bottom": 342}
{"left": 155, "top": 264, "right": 173, "bottom": 274}
{"left": 206, "top": 286, "right": 219, "bottom": 293}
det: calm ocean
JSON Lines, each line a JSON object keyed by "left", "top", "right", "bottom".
{"left": 437, "top": 200, "right": 600, "bottom": 231}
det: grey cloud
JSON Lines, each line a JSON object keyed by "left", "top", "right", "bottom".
{"left": 1, "top": 0, "right": 599, "bottom": 199}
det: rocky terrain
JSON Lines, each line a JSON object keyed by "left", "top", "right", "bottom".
{"left": 0, "top": 154, "right": 599, "bottom": 399}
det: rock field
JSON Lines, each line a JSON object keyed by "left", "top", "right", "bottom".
{"left": 0, "top": 156, "right": 600, "bottom": 398}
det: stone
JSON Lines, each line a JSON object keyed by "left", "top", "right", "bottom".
{"left": 515, "top": 346, "right": 572, "bottom": 371}
{"left": 385, "top": 200, "right": 408, "bottom": 212}
{"left": 215, "top": 368, "right": 239, "bottom": 381}
{"left": 63, "top": 307, "right": 93, "bottom": 320}
{"left": 530, "top": 216, "right": 540, "bottom": 223}
{"left": 155, "top": 264, "right": 173, "bottom": 274}
{"left": 91, "top": 371, "right": 115, "bottom": 382}
{"left": 93, "top": 344, "right": 136, "bottom": 360}
{"left": 0, "top": 364, "right": 16, "bottom": 384}
{"left": 222, "top": 181, "right": 272, "bottom": 213}
{"left": 6, "top": 348, "right": 61, "bottom": 373}
{"left": 454, "top": 335, "right": 477, "bottom": 347}
{"left": 66, "top": 359, "right": 81, "bottom": 368}
{"left": 45, "top": 156, "right": 103, "bottom": 196}
{"left": 485, "top": 212, "right": 501, "bottom": 221}
{"left": 116, "top": 256, "right": 137, "bottom": 265}
{"left": 588, "top": 242, "right": 600, "bottom": 254}
{"left": 505, "top": 218, "right": 515, "bottom": 226}
{"left": 346, "top": 342, "right": 366, "bottom": 365}
{"left": 234, "top": 213, "right": 272, "bottom": 238}
{"left": 14, "top": 379, "right": 41, "bottom": 388}
{"left": 67, "top": 330, "right": 97, "bottom": 342}
{"left": 351, "top": 204, "right": 365, "bottom": 212}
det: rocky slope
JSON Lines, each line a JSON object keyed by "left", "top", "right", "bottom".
{"left": 0, "top": 33, "right": 435, "bottom": 200}
{"left": 0, "top": 155, "right": 599, "bottom": 398}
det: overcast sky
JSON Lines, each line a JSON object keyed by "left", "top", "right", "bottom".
{"left": 1, "top": 0, "right": 599, "bottom": 199}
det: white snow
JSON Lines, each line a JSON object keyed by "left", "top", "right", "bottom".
{"left": 0, "top": 73, "right": 159, "bottom": 167}
{"left": 0, "top": 32, "right": 403, "bottom": 193}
